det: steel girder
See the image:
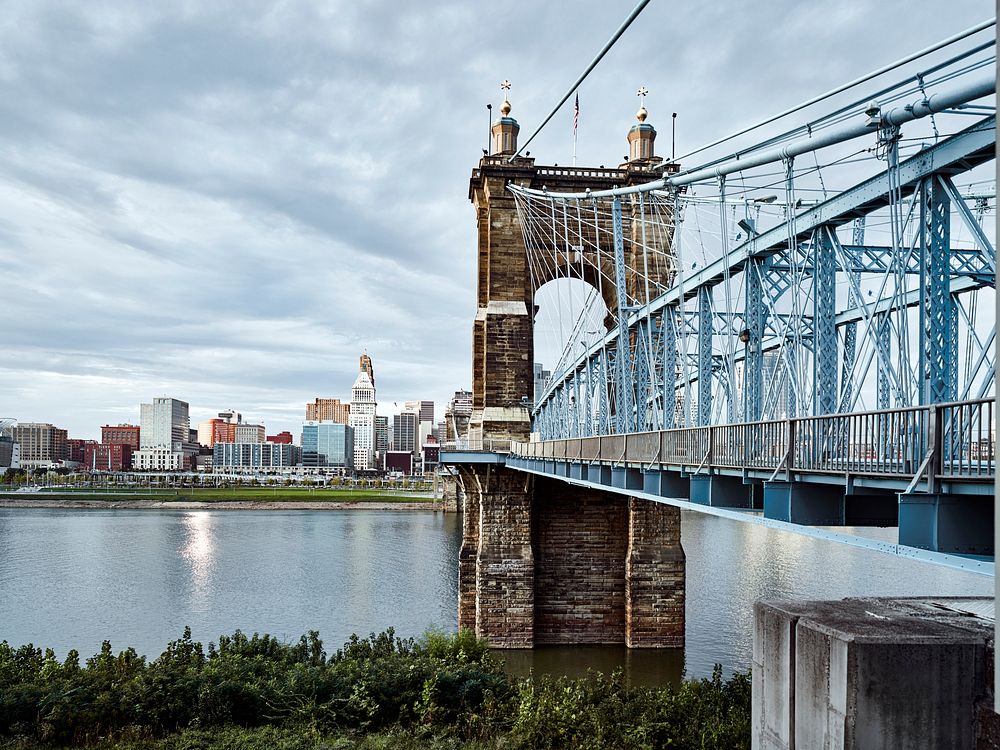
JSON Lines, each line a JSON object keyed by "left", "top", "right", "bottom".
{"left": 744, "top": 257, "right": 764, "bottom": 422}
{"left": 769, "top": 243, "right": 994, "bottom": 281}
{"left": 814, "top": 227, "right": 838, "bottom": 415}
{"left": 840, "top": 322, "right": 857, "bottom": 412}
{"left": 662, "top": 306, "right": 678, "bottom": 429}
{"left": 921, "top": 176, "right": 957, "bottom": 404}
{"left": 697, "top": 286, "right": 713, "bottom": 426}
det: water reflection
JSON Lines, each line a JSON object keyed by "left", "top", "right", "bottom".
{"left": 0, "top": 509, "right": 990, "bottom": 683}
{"left": 498, "top": 646, "right": 684, "bottom": 687}
{"left": 180, "top": 512, "right": 216, "bottom": 609}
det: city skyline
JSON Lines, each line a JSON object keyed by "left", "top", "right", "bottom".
{"left": 0, "top": 1, "right": 987, "bottom": 439}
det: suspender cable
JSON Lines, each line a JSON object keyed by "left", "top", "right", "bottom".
{"left": 508, "top": 0, "right": 653, "bottom": 162}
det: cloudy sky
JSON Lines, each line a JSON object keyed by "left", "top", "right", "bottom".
{"left": 0, "top": 0, "right": 990, "bottom": 439}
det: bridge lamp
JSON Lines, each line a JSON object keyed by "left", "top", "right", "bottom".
{"left": 864, "top": 100, "right": 882, "bottom": 127}
{"left": 752, "top": 195, "right": 778, "bottom": 204}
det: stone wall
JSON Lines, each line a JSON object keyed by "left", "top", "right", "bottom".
{"left": 457, "top": 467, "right": 685, "bottom": 648}
{"left": 533, "top": 477, "right": 628, "bottom": 644}
{"left": 626, "top": 498, "right": 685, "bottom": 647}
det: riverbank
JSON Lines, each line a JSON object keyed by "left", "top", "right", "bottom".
{"left": 0, "top": 497, "right": 446, "bottom": 510}
{"left": 0, "top": 487, "right": 446, "bottom": 510}
{"left": 0, "top": 629, "right": 751, "bottom": 750}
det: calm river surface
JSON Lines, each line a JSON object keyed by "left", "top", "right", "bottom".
{"left": 0, "top": 508, "right": 990, "bottom": 681}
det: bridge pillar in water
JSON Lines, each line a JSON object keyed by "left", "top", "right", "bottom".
{"left": 456, "top": 470, "right": 684, "bottom": 647}
{"left": 898, "top": 492, "right": 994, "bottom": 555}
{"left": 457, "top": 464, "right": 534, "bottom": 646}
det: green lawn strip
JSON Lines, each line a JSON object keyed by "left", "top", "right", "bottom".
{"left": 0, "top": 489, "right": 433, "bottom": 504}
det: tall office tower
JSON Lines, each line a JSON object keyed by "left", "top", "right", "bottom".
{"left": 349, "top": 355, "right": 377, "bottom": 471}
{"left": 136, "top": 397, "right": 194, "bottom": 470}
{"left": 139, "top": 398, "right": 189, "bottom": 450}
{"left": 374, "top": 415, "right": 389, "bottom": 459}
{"left": 392, "top": 411, "right": 418, "bottom": 454}
{"left": 305, "top": 398, "right": 350, "bottom": 423}
{"left": 359, "top": 352, "right": 375, "bottom": 388}
{"left": 418, "top": 401, "right": 434, "bottom": 423}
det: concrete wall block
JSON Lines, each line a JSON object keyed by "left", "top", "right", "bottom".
{"left": 754, "top": 597, "right": 993, "bottom": 750}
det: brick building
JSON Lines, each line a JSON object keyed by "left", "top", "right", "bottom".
{"left": 101, "top": 424, "right": 140, "bottom": 449}
{"left": 305, "top": 398, "right": 350, "bottom": 423}
{"left": 83, "top": 443, "right": 133, "bottom": 471}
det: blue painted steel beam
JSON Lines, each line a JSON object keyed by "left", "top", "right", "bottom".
{"left": 921, "top": 177, "right": 956, "bottom": 404}
{"left": 814, "top": 227, "right": 838, "bottom": 415}
{"left": 697, "top": 286, "right": 713, "bottom": 426}
{"left": 744, "top": 258, "right": 764, "bottom": 422}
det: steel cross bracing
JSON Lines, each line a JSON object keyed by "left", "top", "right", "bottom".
{"left": 527, "top": 111, "right": 995, "bottom": 438}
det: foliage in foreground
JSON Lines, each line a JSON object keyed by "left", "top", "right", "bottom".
{"left": 0, "top": 628, "right": 750, "bottom": 750}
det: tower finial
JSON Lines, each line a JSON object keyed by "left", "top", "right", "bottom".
{"left": 636, "top": 86, "right": 649, "bottom": 122}
{"left": 500, "top": 79, "right": 512, "bottom": 116}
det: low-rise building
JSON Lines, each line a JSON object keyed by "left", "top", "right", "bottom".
{"left": 384, "top": 450, "right": 413, "bottom": 475}
{"left": 133, "top": 447, "right": 186, "bottom": 471}
{"left": 83, "top": 443, "right": 133, "bottom": 471}
{"left": 267, "top": 431, "right": 294, "bottom": 444}
{"left": 212, "top": 442, "right": 300, "bottom": 470}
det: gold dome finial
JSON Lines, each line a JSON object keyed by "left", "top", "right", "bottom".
{"left": 636, "top": 85, "right": 649, "bottom": 121}
{"left": 500, "top": 79, "right": 512, "bottom": 116}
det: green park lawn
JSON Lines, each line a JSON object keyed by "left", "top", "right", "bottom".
{"left": 0, "top": 486, "right": 434, "bottom": 504}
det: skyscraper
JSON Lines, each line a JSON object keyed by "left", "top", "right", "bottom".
{"left": 374, "top": 416, "right": 389, "bottom": 459}
{"left": 392, "top": 411, "right": 418, "bottom": 454}
{"left": 349, "top": 355, "right": 377, "bottom": 471}
{"left": 139, "top": 398, "right": 189, "bottom": 451}
{"left": 135, "top": 397, "right": 194, "bottom": 470}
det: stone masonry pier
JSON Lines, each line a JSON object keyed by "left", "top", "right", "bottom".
{"left": 457, "top": 465, "right": 684, "bottom": 648}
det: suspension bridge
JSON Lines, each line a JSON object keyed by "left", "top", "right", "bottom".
{"left": 441, "top": 17, "right": 996, "bottom": 654}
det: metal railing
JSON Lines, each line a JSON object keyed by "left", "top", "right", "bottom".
{"left": 441, "top": 438, "right": 512, "bottom": 454}
{"left": 509, "top": 398, "right": 995, "bottom": 484}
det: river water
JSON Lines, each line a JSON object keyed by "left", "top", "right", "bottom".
{"left": 0, "top": 508, "right": 990, "bottom": 682}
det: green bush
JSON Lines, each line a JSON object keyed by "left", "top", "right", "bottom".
{"left": 0, "top": 629, "right": 750, "bottom": 749}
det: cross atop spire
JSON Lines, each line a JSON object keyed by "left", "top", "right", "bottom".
{"left": 637, "top": 86, "right": 648, "bottom": 103}
{"left": 499, "top": 79, "right": 513, "bottom": 117}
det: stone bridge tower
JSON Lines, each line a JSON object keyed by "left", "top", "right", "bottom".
{"left": 456, "top": 88, "right": 686, "bottom": 648}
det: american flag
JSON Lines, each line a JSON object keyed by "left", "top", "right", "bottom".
{"left": 573, "top": 92, "right": 579, "bottom": 135}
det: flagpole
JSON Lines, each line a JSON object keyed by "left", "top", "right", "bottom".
{"left": 572, "top": 93, "right": 579, "bottom": 166}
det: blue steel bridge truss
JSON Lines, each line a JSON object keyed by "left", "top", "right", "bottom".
{"left": 521, "top": 114, "right": 995, "bottom": 442}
